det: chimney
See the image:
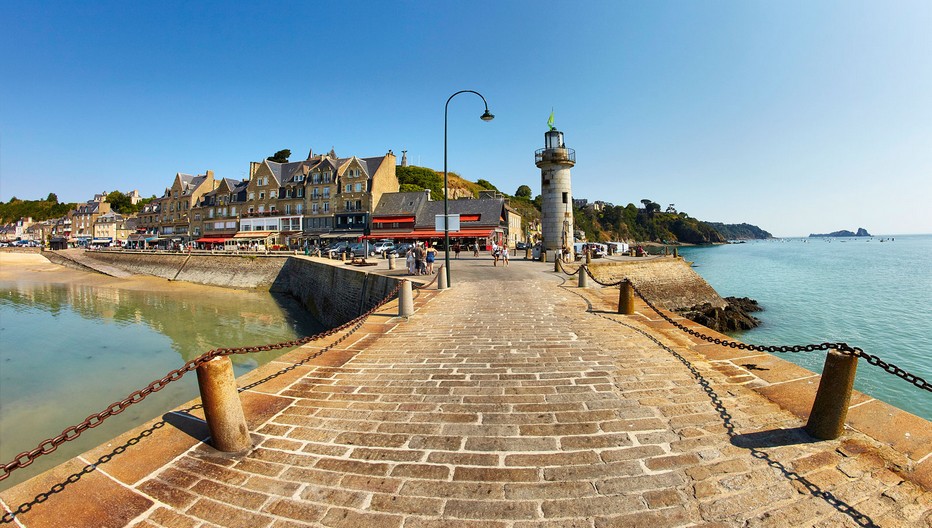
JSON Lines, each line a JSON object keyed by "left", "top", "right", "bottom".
{"left": 425, "top": 189, "right": 431, "bottom": 200}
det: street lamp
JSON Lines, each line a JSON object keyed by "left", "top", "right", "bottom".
{"left": 444, "top": 90, "right": 494, "bottom": 288}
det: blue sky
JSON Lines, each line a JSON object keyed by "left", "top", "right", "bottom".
{"left": 1, "top": 0, "right": 929, "bottom": 236}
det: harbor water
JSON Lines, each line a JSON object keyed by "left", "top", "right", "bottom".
{"left": 0, "top": 279, "right": 324, "bottom": 490}
{"left": 677, "top": 234, "right": 931, "bottom": 422}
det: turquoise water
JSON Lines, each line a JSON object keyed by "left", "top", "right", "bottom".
{"left": 0, "top": 281, "right": 323, "bottom": 490}
{"left": 678, "top": 235, "right": 931, "bottom": 421}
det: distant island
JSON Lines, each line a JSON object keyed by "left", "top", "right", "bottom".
{"left": 809, "top": 227, "right": 872, "bottom": 237}
{"left": 706, "top": 222, "right": 772, "bottom": 240}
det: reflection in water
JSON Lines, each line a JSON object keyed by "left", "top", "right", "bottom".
{"left": 0, "top": 281, "right": 324, "bottom": 490}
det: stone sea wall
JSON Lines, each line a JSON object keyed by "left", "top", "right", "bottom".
{"left": 588, "top": 257, "right": 727, "bottom": 310}
{"left": 73, "top": 251, "right": 399, "bottom": 328}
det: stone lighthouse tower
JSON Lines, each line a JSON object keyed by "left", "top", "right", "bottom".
{"left": 535, "top": 126, "right": 576, "bottom": 259}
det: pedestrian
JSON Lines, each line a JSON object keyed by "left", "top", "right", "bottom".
{"left": 406, "top": 246, "right": 415, "bottom": 275}
{"left": 425, "top": 244, "right": 436, "bottom": 274}
{"left": 492, "top": 241, "right": 500, "bottom": 266}
{"left": 414, "top": 243, "right": 426, "bottom": 275}
{"left": 502, "top": 244, "right": 509, "bottom": 266}
{"left": 453, "top": 243, "right": 461, "bottom": 259}
{"left": 473, "top": 242, "right": 479, "bottom": 257}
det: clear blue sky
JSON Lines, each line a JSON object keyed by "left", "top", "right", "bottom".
{"left": 2, "top": 1, "right": 930, "bottom": 237}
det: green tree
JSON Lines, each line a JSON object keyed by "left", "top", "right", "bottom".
{"left": 46, "top": 193, "right": 58, "bottom": 203}
{"left": 515, "top": 185, "right": 532, "bottom": 198}
{"left": 267, "top": 149, "right": 291, "bottom": 163}
{"left": 476, "top": 179, "right": 498, "bottom": 191}
{"left": 397, "top": 166, "right": 444, "bottom": 198}
{"left": 106, "top": 191, "right": 133, "bottom": 213}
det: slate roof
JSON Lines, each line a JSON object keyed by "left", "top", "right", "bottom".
{"left": 372, "top": 192, "right": 506, "bottom": 229}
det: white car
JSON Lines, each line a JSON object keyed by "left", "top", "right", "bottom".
{"left": 372, "top": 241, "right": 394, "bottom": 255}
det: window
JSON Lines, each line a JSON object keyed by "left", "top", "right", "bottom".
{"left": 297, "top": 188, "right": 304, "bottom": 198}
{"left": 345, "top": 184, "right": 352, "bottom": 193}
{"left": 249, "top": 192, "right": 255, "bottom": 200}
{"left": 259, "top": 192, "right": 265, "bottom": 200}
{"left": 312, "top": 203, "right": 319, "bottom": 214}
{"left": 285, "top": 204, "right": 291, "bottom": 214}
{"left": 323, "top": 202, "right": 330, "bottom": 212}
{"left": 313, "top": 187, "right": 320, "bottom": 199}
{"left": 324, "top": 171, "right": 331, "bottom": 182}
{"left": 323, "top": 188, "right": 330, "bottom": 198}
{"left": 194, "top": 227, "right": 200, "bottom": 235}
{"left": 354, "top": 183, "right": 363, "bottom": 192}
{"left": 258, "top": 205, "right": 265, "bottom": 213}
{"left": 311, "top": 173, "right": 320, "bottom": 184}
{"left": 296, "top": 174, "right": 304, "bottom": 182}
{"left": 270, "top": 190, "right": 277, "bottom": 199}
{"left": 231, "top": 207, "right": 237, "bottom": 216}
{"left": 355, "top": 200, "right": 362, "bottom": 210}
{"left": 194, "top": 213, "right": 201, "bottom": 220}
{"left": 563, "top": 192, "right": 568, "bottom": 204}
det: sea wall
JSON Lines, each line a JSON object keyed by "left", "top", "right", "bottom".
{"left": 589, "top": 257, "right": 726, "bottom": 310}
{"left": 74, "top": 251, "right": 399, "bottom": 328}
{"left": 86, "top": 251, "right": 288, "bottom": 289}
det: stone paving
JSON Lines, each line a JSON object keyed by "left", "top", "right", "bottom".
{"left": 2, "top": 257, "right": 929, "bottom": 527}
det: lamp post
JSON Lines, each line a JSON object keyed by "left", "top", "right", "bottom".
{"left": 444, "top": 90, "right": 494, "bottom": 288}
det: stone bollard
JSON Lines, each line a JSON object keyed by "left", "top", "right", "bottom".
{"left": 196, "top": 356, "right": 252, "bottom": 452}
{"left": 554, "top": 255, "right": 561, "bottom": 272}
{"left": 585, "top": 250, "right": 591, "bottom": 265}
{"left": 398, "top": 279, "right": 414, "bottom": 316}
{"left": 438, "top": 267, "right": 448, "bottom": 290}
{"left": 673, "top": 248, "right": 678, "bottom": 258}
{"left": 578, "top": 266, "right": 588, "bottom": 288}
{"left": 618, "top": 280, "right": 635, "bottom": 315}
{"left": 805, "top": 350, "right": 859, "bottom": 440}
{"left": 388, "top": 255, "right": 396, "bottom": 270}
{"left": 525, "top": 248, "right": 530, "bottom": 260}
{"left": 541, "top": 250, "right": 547, "bottom": 263}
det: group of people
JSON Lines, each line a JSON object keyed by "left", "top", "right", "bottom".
{"left": 491, "top": 242, "right": 509, "bottom": 266}
{"left": 405, "top": 242, "right": 437, "bottom": 275}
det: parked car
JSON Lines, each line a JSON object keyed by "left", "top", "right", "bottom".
{"left": 325, "top": 241, "right": 349, "bottom": 258}
{"left": 372, "top": 240, "right": 395, "bottom": 255}
{"left": 390, "top": 243, "right": 413, "bottom": 257}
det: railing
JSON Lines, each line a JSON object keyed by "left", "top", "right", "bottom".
{"left": 534, "top": 147, "right": 576, "bottom": 165}
{"left": 554, "top": 259, "right": 930, "bottom": 439}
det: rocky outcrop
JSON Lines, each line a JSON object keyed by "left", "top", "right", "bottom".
{"left": 809, "top": 227, "right": 872, "bottom": 237}
{"left": 675, "top": 296, "right": 762, "bottom": 333}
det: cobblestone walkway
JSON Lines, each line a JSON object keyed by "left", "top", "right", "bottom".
{"left": 4, "top": 259, "right": 929, "bottom": 527}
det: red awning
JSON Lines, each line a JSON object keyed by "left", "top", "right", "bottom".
{"left": 372, "top": 216, "right": 415, "bottom": 224}
{"left": 196, "top": 237, "right": 231, "bottom": 243}
{"left": 460, "top": 214, "right": 481, "bottom": 222}
{"left": 367, "top": 228, "right": 493, "bottom": 239}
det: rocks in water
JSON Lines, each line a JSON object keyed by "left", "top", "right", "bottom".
{"left": 676, "top": 296, "right": 762, "bottom": 333}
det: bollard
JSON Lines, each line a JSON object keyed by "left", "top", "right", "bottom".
{"left": 525, "top": 248, "right": 530, "bottom": 260}
{"left": 388, "top": 255, "right": 396, "bottom": 270}
{"left": 554, "top": 255, "right": 561, "bottom": 272}
{"left": 673, "top": 248, "right": 678, "bottom": 258}
{"left": 438, "top": 268, "right": 448, "bottom": 290}
{"left": 398, "top": 279, "right": 414, "bottom": 316}
{"left": 541, "top": 250, "right": 547, "bottom": 263}
{"left": 196, "top": 356, "right": 252, "bottom": 452}
{"left": 805, "top": 350, "right": 859, "bottom": 440}
{"left": 585, "top": 250, "right": 591, "bottom": 265}
{"left": 578, "top": 266, "right": 588, "bottom": 288}
{"left": 618, "top": 280, "right": 635, "bottom": 315}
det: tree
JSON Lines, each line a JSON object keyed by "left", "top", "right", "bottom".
{"left": 46, "top": 193, "right": 58, "bottom": 203}
{"left": 515, "top": 185, "right": 532, "bottom": 198}
{"left": 476, "top": 179, "right": 499, "bottom": 191}
{"left": 107, "top": 191, "right": 133, "bottom": 213}
{"left": 267, "top": 149, "right": 291, "bottom": 163}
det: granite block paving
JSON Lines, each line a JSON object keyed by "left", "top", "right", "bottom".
{"left": 1, "top": 259, "right": 929, "bottom": 527}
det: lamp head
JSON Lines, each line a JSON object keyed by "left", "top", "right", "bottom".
{"left": 480, "top": 110, "right": 495, "bottom": 122}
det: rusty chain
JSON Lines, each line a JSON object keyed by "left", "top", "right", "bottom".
{"left": 555, "top": 258, "right": 582, "bottom": 276}
{"left": 572, "top": 265, "right": 931, "bottom": 393}
{"left": 0, "top": 281, "right": 403, "bottom": 483}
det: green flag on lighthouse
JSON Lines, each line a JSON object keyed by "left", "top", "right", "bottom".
{"left": 547, "top": 110, "right": 555, "bottom": 131}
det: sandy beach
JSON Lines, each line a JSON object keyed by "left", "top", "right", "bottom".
{"left": 0, "top": 251, "right": 248, "bottom": 296}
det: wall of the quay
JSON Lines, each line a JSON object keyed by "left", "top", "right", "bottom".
{"left": 86, "top": 251, "right": 288, "bottom": 289}
{"left": 589, "top": 257, "right": 726, "bottom": 310}
{"left": 75, "top": 251, "right": 399, "bottom": 328}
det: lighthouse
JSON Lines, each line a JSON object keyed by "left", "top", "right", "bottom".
{"left": 535, "top": 125, "right": 576, "bottom": 260}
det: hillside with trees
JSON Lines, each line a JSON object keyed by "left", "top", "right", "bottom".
{"left": 0, "top": 195, "right": 76, "bottom": 223}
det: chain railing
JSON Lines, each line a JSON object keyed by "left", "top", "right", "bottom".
{"left": 555, "top": 260, "right": 931, "bottom": 394}
{"left": 0, "top": 280, "right": 403, "bottom": 483}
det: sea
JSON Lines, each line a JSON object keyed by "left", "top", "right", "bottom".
{"left": 677, "top": 234, "right": 931, "bottom": 422}
{"left": 0, "top": 279, "right": 323, "bottom": 490}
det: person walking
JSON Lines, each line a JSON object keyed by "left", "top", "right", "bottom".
{"left": 414, "top": 243, "right": 426, "bottom": 275}
{"left": 492, "top": 241, "right": 500, "bottom": 266}
{"left": 453, "top": 243, "right": 461, "bottom": 259}
{"left": 502, "top": 244, "right": 509, "bottom": 266}
{"left": 473, "top": 242, "right": 479, "bottom": 257}
{"left": 406, "top": 246, "right": 416, "bottom": 275}
{"left": 425, "top": 244, "right": 437, "bottom": 274}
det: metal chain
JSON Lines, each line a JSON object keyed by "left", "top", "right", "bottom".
{"left": 0, "top": 281, "right": 403, "bottom": 482}
{"left": 555, "top": 259, "right": 582, "bottom": 276}
{"left": 413, "top": 264, "right": 443, "bottom": 290}
{"left": 616, "top": 277, "right": 931, "bottom": 393}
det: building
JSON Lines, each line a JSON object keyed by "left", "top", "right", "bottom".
{"left": 190, "top": 178, "right": 249, "bottom": 248}
{"left": 70, "top": 197, "right": 111, "bottom": 244}
{"left": 161, "top": 171, "right": 217, "bottom": 244}
{"left": 369, "top": 191, "right": 514, "bottom": 249}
